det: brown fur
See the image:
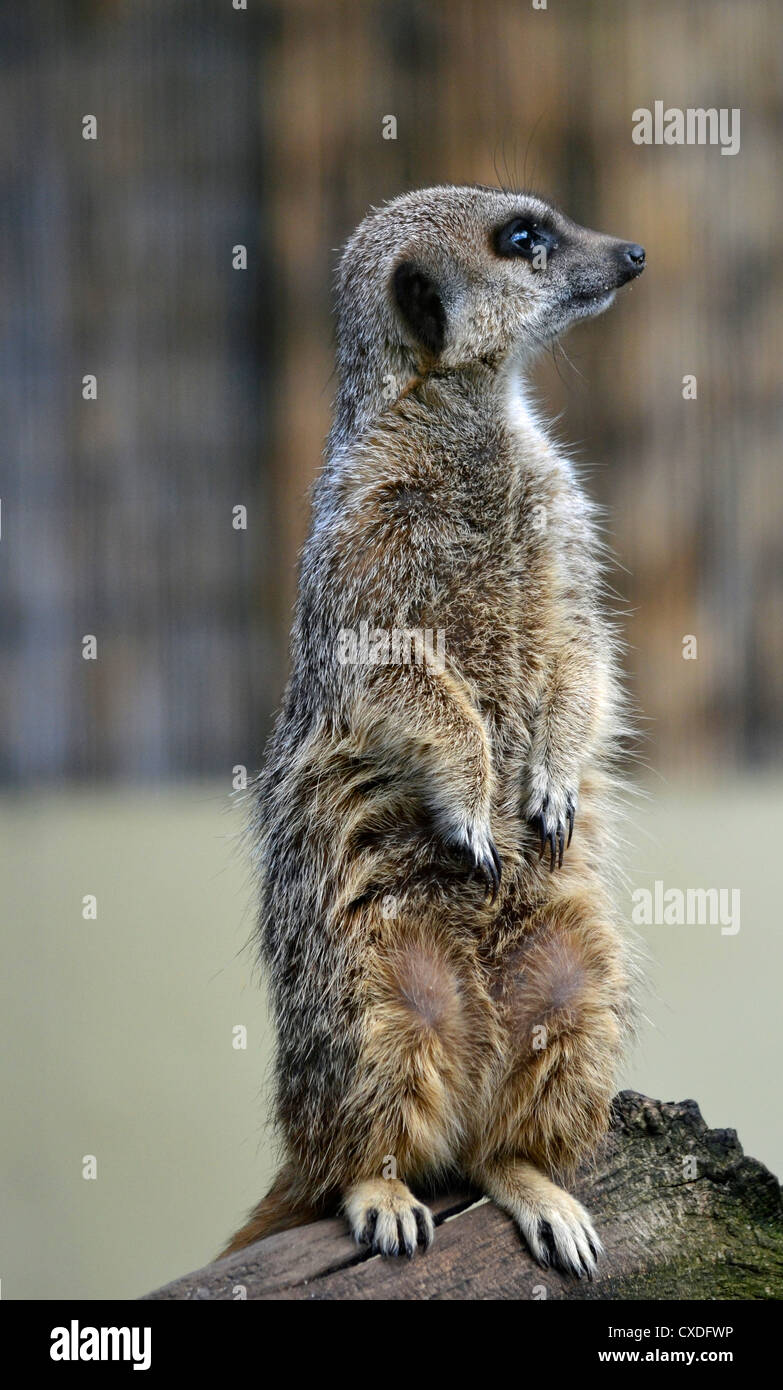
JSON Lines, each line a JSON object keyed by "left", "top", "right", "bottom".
{"left": 221, "top": 186, "right": 644, "bottom": 1275}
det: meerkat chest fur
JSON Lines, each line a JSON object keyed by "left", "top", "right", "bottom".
{"left": 301, "top": 360, "right": 598, "bottom": 816}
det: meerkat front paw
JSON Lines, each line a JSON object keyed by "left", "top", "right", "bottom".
{"left": 526, "top": 781, "right": 577, "bottom": 870}
{"left": 477, "top": 1159, "right": 602, "bottom": 1279}
{"left": 517, "top": 1189, "right": 603, "bottom": 1279}
{"left": 344, "top": 1178, "right": 435, "bottom": 1258}
{"left": 453, "top": 816, "right": 502, "bottom": 900}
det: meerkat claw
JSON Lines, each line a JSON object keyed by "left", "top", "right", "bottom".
{"left": 539, "top": 826, "right": 561, "bottom": 870}
{"left": 474, "top": 854, "right": 501, "bottom": 901}
{"left": 484, "top": 850, "right": 502, "bottom": 900}
{"left": 535, "top": 795, "right": 549, "bottom": 857}
{"left": 413, "top": 1204, "right": 435, "bottom": 1251}
{"left": 457, "top": 824, "right": 502, "bottom": 899}
{"left": 346, "top": 1180, "right": 434, "bottom": 1258}
{"left": 528, "top": 1210, "right": 601, "bottom": 1279}
{"left": 483, "top": 840, "right": 503, "bottom": 900}
{"left": 529, "top": 788, "right": 577, "bottom": 869}
{"left": 356, "top": 1207, "right": 379, "bottom": 1247}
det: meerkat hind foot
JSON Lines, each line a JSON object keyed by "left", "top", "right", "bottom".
{"left": 344, "top": 1178, "right": 435, "bottom": 1258}
{"left": 479, "top": 1159, "right": 603, "bottom": 1279}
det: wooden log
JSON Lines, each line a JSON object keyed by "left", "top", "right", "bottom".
{"left": 144, "top": 1092, "right": 783, "bottom": 1300}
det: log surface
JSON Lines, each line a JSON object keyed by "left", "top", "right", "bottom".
{"left": 144, "top": 1092, "right": 783, "bottom": 1300}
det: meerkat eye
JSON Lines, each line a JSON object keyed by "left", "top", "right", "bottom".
{"left": 495, "top": 217, "right": 557, "bottom": 261}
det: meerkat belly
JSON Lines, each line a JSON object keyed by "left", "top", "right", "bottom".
{"left": 431, "top": 535, "right": 559, "bottom": 794}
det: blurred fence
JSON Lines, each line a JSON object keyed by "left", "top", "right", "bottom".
{"left": 2, "top": 0, "right": 781, "bottom": 782}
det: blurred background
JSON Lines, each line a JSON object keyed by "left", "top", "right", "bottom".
{"left": 1, "top": 0, "right": 781, "bottom": 1298}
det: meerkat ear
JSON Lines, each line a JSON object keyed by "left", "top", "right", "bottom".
{"left": 392, "top": 262, "right": 446, "bottom": 357}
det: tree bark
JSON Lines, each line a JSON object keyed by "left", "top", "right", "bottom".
{"left": 144, "top": 1092, "right": 783, "bottom": 1300}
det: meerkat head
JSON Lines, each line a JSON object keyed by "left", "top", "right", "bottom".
{"left": 330, "top": 184, "right": 645, "bottom": 448}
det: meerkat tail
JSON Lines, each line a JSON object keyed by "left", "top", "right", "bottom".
{"left": 218, "top": 1165, "right": 316, "bottom": 1258}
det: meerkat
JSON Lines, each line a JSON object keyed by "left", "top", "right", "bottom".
{"left": 221, "top": 185, "right": 645, "bottom": 1277}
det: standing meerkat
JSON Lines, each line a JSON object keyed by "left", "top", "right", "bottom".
{"left": 222, "top": 185, "right": 645, "bottom": 1276}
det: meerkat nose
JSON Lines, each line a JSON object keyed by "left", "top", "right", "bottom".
{"left": 622, "top": 243, "right": 646, "bottom": 274}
